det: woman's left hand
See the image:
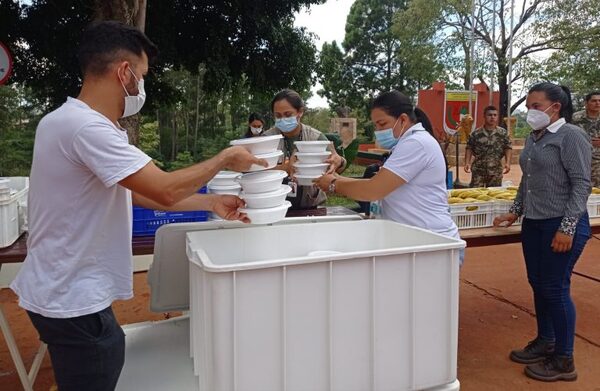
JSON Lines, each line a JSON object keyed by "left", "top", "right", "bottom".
{"left": 325, "top": 143, "right": 343, "bottom": 174}
{"left": 551, "top": 231, "right": 573, "bottom": 253}
{"left": 314, "top": 173, "right": 336, "bottom": 192}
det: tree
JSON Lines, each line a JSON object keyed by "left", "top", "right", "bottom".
{"left": 398, "top": 0, "right": 600, "bottom": 120}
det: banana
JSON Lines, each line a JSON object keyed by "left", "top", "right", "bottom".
{"left": 476, "top": 195, "right": 493, "bottom": 201}
{"left": 448, "top": 197, "right": 464, "bottom": 204}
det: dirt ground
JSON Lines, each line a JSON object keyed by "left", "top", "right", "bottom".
{"left": 2, "top": 164, "right": 600, "bottom": 390}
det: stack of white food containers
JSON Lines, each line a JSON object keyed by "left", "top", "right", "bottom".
{"left": 294, "top": 141, "right": 332, "bottom": 185}
{"left": 228, "top": 134, "right": 291, "bottom": 224}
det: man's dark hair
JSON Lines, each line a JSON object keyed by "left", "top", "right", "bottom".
{"left": 78, "top": 21, "right": 158, "bottom": 76}
{"left": 585, "top": 91, "right": 600, "bottom": 102}
{"left": 483, "top": 105, "right": 498, "bottom": 115}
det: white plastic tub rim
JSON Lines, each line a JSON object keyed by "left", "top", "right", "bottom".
{"left": 294, "top": 140, "right": 330, "bottom": 153}
{"left": 187, "top": 220, "right": 466, "bottom": 273}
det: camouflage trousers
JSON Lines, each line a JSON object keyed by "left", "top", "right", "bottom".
{"left": 592, "top": 158, "right": 600, "bottom": 188}
{"left": 470, "top": 168, "right": 503, "bottom": 188}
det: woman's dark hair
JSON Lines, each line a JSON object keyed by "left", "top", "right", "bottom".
{"left": 270, "top": 89, "right": 305, "bottom": 112}
{"left": 528, "top": 82, "right": 574, "bottom": 122}
{"left": 78, "top": 21, "right": 158, "bottom": 76}
{"left": 371, "top": 91, "right": 434, "bottom": 136}
{"left": 244, "top": 112, "right": 265, "bottom": 137}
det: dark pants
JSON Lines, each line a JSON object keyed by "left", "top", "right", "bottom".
{"left": 27, "top": 306, "right": 125, "bottom": 391}
{"left": 521, "top": 214, "right": 590, "bottom": 356}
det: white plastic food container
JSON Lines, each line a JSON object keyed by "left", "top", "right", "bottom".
{"left": 207, "top": 184, "right": 242, "bottom": 196}
{"left": 295, "top": 140, "right": 331, "bottom": 153}
{"left": 241, "top": 185, "right": 291, "bottom": 209}
{"left": 208, "top": 171, "right": 241, "bottom": 187}
{"left": 0, "top": 177, "right": 29, "bottom": 248}
{"left": 295, "top": 151, "right": 331, "bottom": 164}
{"left": 238, "top": 201, "right": 291, "bottom": 225}
{"left": 238, "top": 170, "right": 287, "bottom": 194}
{"left": 294, "top": 174, "right": 321, "bottom": 186}
{"left": 294, "top": 162, "right": 329, "bottom": 176}
{"left": 230, "top": 134, "right": 283, "bottom": 154}
{"left": 187, "top": 220, "right": 465, "bottom": 391}
{"left": 247, "top": 150, "right": 283, "bottom": 172}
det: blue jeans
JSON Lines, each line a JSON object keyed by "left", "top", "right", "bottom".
{"left": 520, "top": 214, "right": 590, "bottom": 356}
{"left": 27, "top": 306, "right": 125, "bottom": 391}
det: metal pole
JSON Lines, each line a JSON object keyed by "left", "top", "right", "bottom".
{"left": 490, "top": 0, "right": 497, "bottom": 105}
{"left": 507, "top": 0, "right": 516, "bottom": 135}
{"left": 468, "top": 0, "right": 477, "bottom": 114}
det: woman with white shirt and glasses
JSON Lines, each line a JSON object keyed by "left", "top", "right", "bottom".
{"left": 494, "top": 82, "right": 592, "bottom": 382}
{"left": 315, "top": 90, "right": 463, "bottom": 264}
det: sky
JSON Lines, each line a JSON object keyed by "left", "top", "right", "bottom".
{"left": 294, "top": 0, "right": 356, "bottom": 108}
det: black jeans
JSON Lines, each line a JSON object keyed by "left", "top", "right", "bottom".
{"left": 27, "top": 306, "right": 125, "bottom": 391}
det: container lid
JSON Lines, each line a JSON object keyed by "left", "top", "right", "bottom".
{"left": 230, "top": 134, "right": 282, "bottom": 146}
{"left": 238, "top": 200, "right": 291, "bottom": 214}
{"left": 293, "top": 163, "right": 329, "bottom": 168}
{"left": 295, "top": 141, "right": 330, "bottom": 146}
{"left": 240, "top": 169, "right": 286, "bottom": 184}
{"left": 148, "top": 214, "right": 363, "bottom": 312}
{"left": 295, "top": 173, "right": 322, "bottom": 179}
{"left": 241, "top": 185, "right": 291, "bottom": 199}
{"left": 255, "top": 150, "right": 283, "bottom": 159}
{"left": 295, "top": 151, "right": 331, "bottom": 156}
{"left": 207, "top": 183, "right": 242, "bottom": 190}
{"left": 214, "top": 170, "right": 241, "bottom": 179}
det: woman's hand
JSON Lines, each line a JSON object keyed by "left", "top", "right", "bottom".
{"left": 325, "top": 143, "right": 344, "bottom": 174}
{"left": 210, "top": 194, "right": 250, "bottom": 223}
{"left": 493, "top": 213, "right": 518, "bottom": 228}
{"left": 314, "top": 173, "right": 337, "bottom": 193}
{"left": 551, "top": 232, "right": 573, "bottom": 253}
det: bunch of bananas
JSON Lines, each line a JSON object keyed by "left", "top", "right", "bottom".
{"left": 592, "top": 187, "right": 600, "bottom": 195}
{"left": 448, "top": 187, "right": 518, "bottom": 204}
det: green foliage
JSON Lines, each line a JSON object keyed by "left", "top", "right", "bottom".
{"left": 302, "top": 108, "right": 334, "bottom": 132}
{"left": 169, "top": 151, "right": 195, "bottom": 171}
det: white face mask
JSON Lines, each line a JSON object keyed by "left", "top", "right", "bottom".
{"left": 526, "top": 105, "right": 554, "bottom": 131}
{"left": 250, "top": 126, "right": 263, "bottom": 135}
{"left": 120, "top": 68, "right": 146, "bottom": 118}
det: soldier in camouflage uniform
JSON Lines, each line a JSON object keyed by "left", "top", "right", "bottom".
{"left": 572, "top": 91, "right": 600, "bottom": 186}
{"left": 464, "top": 105, "right": 512, "bottom": 187}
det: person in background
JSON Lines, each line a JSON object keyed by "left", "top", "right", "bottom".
{"left": 262, "top": 89, "right": 347, "bottom": 209}
{"left": 314, "top": 90, "right": 464, "bottom": 265}
{"left": 9, "top": 21, "right": 265, "bottom": 391}
{"left": 243, "top": 112, "right": 265, "bottom": 138}
{"left": 464, "top": 105, "right": 512, "bottom": 187}
{"left": 572, "top": 91, "right": 600, "bottom": 186}
{"left": 494, "top": 82, "right": 591, "bottom": 383}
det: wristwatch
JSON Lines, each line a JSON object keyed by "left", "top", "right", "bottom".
{"left": 328, "top": 178, "right": 337, "bottom": 193}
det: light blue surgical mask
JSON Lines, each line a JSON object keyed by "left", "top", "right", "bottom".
{"left": 374, "top": 117, "right": 405, "bottom": 149}
{"left": 275, "top": 116, "right": 299, "bottom": 133}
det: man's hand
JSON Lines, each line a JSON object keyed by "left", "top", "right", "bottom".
{"left": 209, "top": 194, "right": 250, "bottom": 223}
{"left": 551, "top": 231, "right": 573, "bottom": 253}
{"left": 314, "top": 173, "right": 337, "bottom": 192}
{"left": 220, "top": 146, "right": 268, "bottom": 172}
{"left": 493, "top": 213, "right": 518, "bottom": 228}
{"left": 503, "top": 163, "right": 511, "bottom": 174}
{"left": 464, "top": 164, "right": 471, "bottom": 173}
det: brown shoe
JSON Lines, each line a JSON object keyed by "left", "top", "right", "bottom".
{"left": 524, "top": 355, "right": 577, "bottom": 382}
{"left": 509, "top": 338, "right": 555, "bottom": 364}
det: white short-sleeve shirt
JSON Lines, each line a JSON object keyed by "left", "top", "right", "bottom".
{"left": 10, "top": 98, "right": 152, "bottom": 318}
{"left": 381, "top": 123, "right": 459, "bottom": 239}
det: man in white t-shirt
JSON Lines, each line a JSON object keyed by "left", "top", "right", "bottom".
{"left": 10, "top": 21, "right": 265, "bottom": 391}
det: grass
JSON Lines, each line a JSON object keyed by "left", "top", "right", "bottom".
{"left": 324, "top": 163, "right": 367, "bottom": 209}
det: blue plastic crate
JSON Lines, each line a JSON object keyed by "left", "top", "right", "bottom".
{"left": 132, "top": 186, "right": 209, "bottom": 236}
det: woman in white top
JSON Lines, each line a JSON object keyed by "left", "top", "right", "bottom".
{"left": 315, "top": 90, "right": 463, "bottom": 263}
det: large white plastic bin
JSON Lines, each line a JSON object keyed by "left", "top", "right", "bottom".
{"left": 0, "top": 177, "right": 29, "bottom": 248}
{"left": 187, "top": 219, "right": 465, "bottom": 391}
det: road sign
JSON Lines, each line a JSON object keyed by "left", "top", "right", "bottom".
{"left": 0, "top": 42, "right": 13, "bottom": 85}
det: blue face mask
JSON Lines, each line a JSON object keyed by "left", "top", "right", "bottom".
{"left": 275, "top": 116, "right": 299, "bottom": 133}
{"left": 374, "top": 118, "right": 404, "bottom": 149}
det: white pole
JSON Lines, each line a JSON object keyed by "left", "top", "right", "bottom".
{"left": 507, "top": 0, "right": 515, "bottom": 134}
{"left": 469, "top": 0, "right": 476, "bottom": 114}
{"left": 490, "top": 0, "right": 497, "bottom": 105}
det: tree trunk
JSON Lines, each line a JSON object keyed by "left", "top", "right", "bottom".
{"left": 171, "top": 113, "right": 177, "bottom": 161}
{"left": 93, "top": 0, "right": 147, "bottom": 146}
{"left": 194, "top": 74, "right": 201, "bottom": 158}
